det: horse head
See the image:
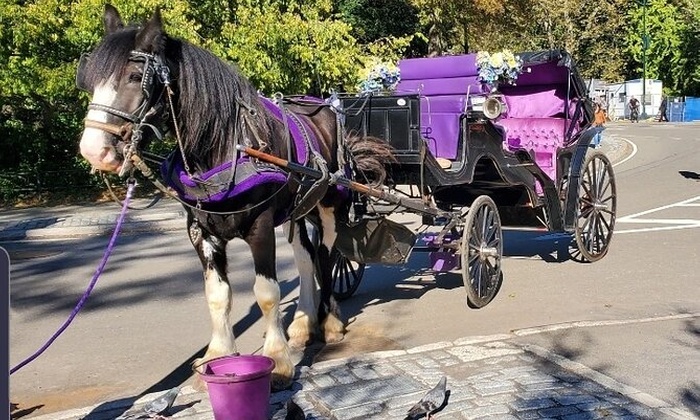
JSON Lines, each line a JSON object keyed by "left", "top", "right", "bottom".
{"left": 78, "top": 4, "right": 170, "bottom": 175}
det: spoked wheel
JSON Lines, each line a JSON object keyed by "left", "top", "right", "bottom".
{"left": 331, "top": 247, "right": 365, "bottom": 301}
{"left": 461, "top": 195, "right": 504, "bottom": 309}
{"left": 574, "top": 151, "right": 617, "bottom": 262}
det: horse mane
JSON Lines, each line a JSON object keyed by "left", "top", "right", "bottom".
{"left": 173, "top": 41, "right": 270, "bottom": 169}
{"left": 88, "top": 26, "right": 273, "bottom": 170}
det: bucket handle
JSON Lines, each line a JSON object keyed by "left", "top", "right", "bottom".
{"left": 192, "top": 352, "right": 241, "bottom": 375}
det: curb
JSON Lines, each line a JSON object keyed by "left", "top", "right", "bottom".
{"left": 0, "top": 218, "right": 185, "bottom": 241}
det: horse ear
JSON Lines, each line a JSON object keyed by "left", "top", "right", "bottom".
{"left": 135, "top": 8, "right": 165, "bottom": 54}
{"left": 103, "top": 4, "right": 124, "bottom": 34}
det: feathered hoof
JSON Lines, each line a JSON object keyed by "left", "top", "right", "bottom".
{"left": 191, "top": 374, "right": 208, "bottom": 392}
{"left": 322, "top": 314, "right": 345, "bottom": 344}
{"left": 323, "top": 330, "right": 345, "bottom": 344}
{"left": 287, "top": 315, "right": 316, "bottom": 349}
{"left": 190, "top": 357, "right": 210, "bottom": 391}
{"left": 271, "top": 369, "right": 294, "bottom": 390}
{"left": 287, "top": 332, "right": 314, "bottom": 349}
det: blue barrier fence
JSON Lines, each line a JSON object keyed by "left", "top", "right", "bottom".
{"left": 669, "top": 101, "right": 685, "bottom": 122}
{"left": 684, "top": 97, "right": 700, "bottom": 121}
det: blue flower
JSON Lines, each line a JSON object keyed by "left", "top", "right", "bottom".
{"left": 475, "top": 50, "right": 524, "bottom": 88}
{"left": 358, "top": 60, "right": 401, "bottom": 95}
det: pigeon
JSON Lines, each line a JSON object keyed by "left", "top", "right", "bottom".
{"left": 406, "top": 376, "right": 447, "bottom": 420}
{"left": 116, "top": 386, "right": 181, "bottom": 419}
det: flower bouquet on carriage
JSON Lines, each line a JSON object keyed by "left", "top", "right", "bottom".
{"left": 357, "top": 59, "right": 401, "bottom": 96}
{"left": 475, "top": 50, "right": 525, "bottom": 93}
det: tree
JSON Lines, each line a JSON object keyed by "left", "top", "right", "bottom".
{"left": 625, "top": 0, "right": 697, "bottom": 95}
{"left": 336, "top": 0, "right": 419, "bottom": 44}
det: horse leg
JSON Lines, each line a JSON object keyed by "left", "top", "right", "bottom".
{"left": 286, "top": 220, "right": 319, "bottom": 348}
{"left": 316, "top": 206, "right": 345, "bottom": 343}
{"left": 246, "top": 216, "right": 294, "bottom": 389}
{"left": 188, "top": 225, "right": 236, "bottom": 387}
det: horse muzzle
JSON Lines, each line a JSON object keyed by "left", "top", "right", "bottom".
{"left": 80, "top": 120, "right": 132, "bottom": 173}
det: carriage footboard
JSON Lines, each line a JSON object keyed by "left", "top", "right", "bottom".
{"left": 335, "top": 218, "right": 416, "bottom": 264}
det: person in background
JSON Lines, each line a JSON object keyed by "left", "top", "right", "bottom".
{"left": 592, "top": 102, "right": 606, "bottom": 149}
{"left": 629, "top": 96, "right": 640, "bottom": 122}
{"left": 658, "top": 96, "right": 668, "bottom": 122}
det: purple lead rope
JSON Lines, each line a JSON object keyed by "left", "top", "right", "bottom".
{"left": 10, "top": 182, "right": 135, "bottom": 375}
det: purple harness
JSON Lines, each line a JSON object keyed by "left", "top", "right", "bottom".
{"left": 161, "top": 96, "right": 323, "bottom": 205}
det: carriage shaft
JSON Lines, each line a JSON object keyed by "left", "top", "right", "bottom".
{"left": 236, "top": 145, "right": 448, "bottom": 219}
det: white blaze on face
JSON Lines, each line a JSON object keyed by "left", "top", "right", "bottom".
{"left": 79, "top": 78, "right": 123, "bottom": 172}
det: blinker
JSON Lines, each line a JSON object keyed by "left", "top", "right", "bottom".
{"left": 76, "top": 53, "right": 90, "bottom": 91}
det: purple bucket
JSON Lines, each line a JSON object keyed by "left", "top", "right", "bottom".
{"left": 198, "top": 354, "right": 275, "bottom": 420}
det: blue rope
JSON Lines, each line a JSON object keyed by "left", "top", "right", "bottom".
{"left": 10, "top": 182, "right": 135, "bottom": 375}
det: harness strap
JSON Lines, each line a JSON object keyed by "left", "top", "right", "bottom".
{"left": 84, "top": 119, "right": 132, "bottom": 138}
{"left": 88, "top": 102, "right": 137, "bottom": 122}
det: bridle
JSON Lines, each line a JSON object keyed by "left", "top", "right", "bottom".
{"left": 78, "top": 50, "right": 171, "bottom": 177}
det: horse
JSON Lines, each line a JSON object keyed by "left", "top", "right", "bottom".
{"left": 77, "top": 4, "right": 393, "bottom": 388}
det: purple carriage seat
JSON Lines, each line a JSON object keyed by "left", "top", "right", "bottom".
{"left": 396, "top": 55, "right": 482, "bottom": 160}
{"left": 495, "top": 64, "right": 583, "bottom": 183}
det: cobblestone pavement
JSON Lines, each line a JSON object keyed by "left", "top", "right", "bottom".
{"left": 27, "top": 337, "right": 695, "bottom": 420}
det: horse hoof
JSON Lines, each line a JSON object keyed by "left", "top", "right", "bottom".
{"left": 287, "top": 333, "right": 314, "bottom": 349}
{"left": 287, "top": 315, "right": 317, "bottom": 349}
{"left": 192, "top": 374, "right": 208, "bottom": 392}
{"left": 324, "top": 330, "right": 345, "bottom": 344}
{"left": 271, "top": 372, "right": 294, "bottom": 390}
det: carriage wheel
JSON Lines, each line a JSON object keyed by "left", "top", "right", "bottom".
{"left": 331, "top": 247, "right": 365, "bottom": 301}
{"left": 574, "top": 152, "right": 617, "bottom": 262}
{"left": 461, "top": 195, "right": 504, "bottom": 309}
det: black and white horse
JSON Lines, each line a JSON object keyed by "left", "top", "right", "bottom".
{"left": 77, "top": 4, "right": 391, "bottom": 388}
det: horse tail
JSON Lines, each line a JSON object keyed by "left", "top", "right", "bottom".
{"left": 345, "top": 135, "right": 396, "bottom": 186}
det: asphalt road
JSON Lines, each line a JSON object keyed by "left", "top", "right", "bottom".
{"left": 7, "top": 121, "right": 700, "bottom": 418}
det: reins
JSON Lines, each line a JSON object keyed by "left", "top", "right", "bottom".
{"left": 10, "top": 180, "right": 137, "bottom": 375}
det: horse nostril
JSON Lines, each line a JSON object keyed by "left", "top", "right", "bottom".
{"left": 119, "top": 124, "right": 133, "bottom": 139}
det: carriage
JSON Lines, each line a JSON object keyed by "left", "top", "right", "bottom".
{"left": 76, "top": 6, "right": 616, "bottom": 388}
{"left": 327, "top": 50, "right": 617, "bottom": 307}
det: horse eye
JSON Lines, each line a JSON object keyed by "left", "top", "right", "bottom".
{"left": 128, "top": 72, "right": 143, "bottom": 83}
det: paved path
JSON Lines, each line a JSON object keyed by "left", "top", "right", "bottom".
{"left": 7, "top": 130, "right": 698, "bottom": 419}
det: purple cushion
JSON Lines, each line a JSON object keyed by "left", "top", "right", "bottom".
{"left": 498, "top": 118, "right": 568, "bottom": 150}
{"left": 500, "top": 86, "right": 567, "bottom": 119}
{"left": 398, "top": 55, "right": 479, "bottom": 80}
{"left": 497, "top": 117, "right": 569, "bottom": 182}
{"left": 397, "top": 77, "right": 480, "bottom": 96}
{"left": 513, "top": 61, "right": 569, "bottom": 86}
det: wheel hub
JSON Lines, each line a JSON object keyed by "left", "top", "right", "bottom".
{"left": 593, "top": 201, "right": 607, "bottom": 211}
{"left": 479, "top": 245, "right": 499, "bottom": 260}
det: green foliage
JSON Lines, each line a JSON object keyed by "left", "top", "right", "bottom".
{"left": 337, "top": 0, "right": 419, "bottom": 44}
{"left": 213, "top": 1, "right": 362, "bottom": 95}
{"left": 3, "top": 0, "right": 700, "bottom": 203}
{"left": 624, "top": 0, "right": 700, "bottom": 95}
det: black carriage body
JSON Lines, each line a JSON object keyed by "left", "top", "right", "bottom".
{"left": 341, "top": 50, "right": 596, "bottom": 231}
